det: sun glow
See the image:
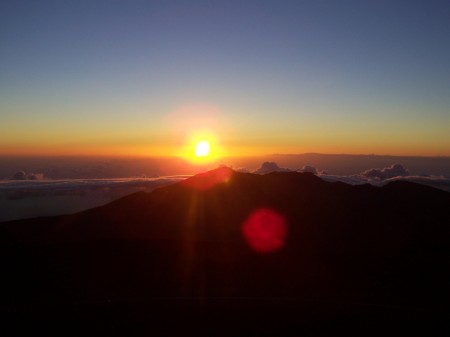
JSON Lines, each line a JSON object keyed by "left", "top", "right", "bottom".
{"left": 178, "top": 128, "right": 227, "bottom": 164}
{"left": 195, "top": 140, "right": 211, "bottom": 157}
{"left": 186, "top": 131, "right": 221, "bottom": 161}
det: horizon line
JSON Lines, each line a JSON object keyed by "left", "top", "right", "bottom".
{"left": 1, "top": 152, "right": 450, "bottom": 159}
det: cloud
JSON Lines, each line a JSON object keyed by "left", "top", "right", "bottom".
{"left": 11, "top": 171, "right": 45, "bottom": 180}
{"left": 12, "top": 171, "right": 27, "bottom": 180}
{"left": 253, "top": 162, "right": 292, "bottom": 174}
{"left": 320, "top": 164, "right": 450, "bottom": 192}
{"left": 28, "top": 173, "right": 45, "bottom": 180}
{"left": 384, "top": 175, "right": 450, "bottom": 192}
{"left": 299, "top": 165, "right": 318, "bottom": 175}
{"left": 0, "top": 176, "right": 186, "bottom": 222}
{"left": 320, "top": 174, "right": 370, "bottom": 186}
{"left": 362, "top": 164, "right": 409, "bottom": 179}
{"left": 0, "top": 177, "right": 185, "bottom": 198}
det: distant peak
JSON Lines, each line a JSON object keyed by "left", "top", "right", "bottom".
{"left": 182, "top": 166, "right": 235, "bottom": 190}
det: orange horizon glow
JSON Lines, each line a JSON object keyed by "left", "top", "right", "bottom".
{"left": 1, "top": 114, "right": 450, "bottom": 160}
{"left": 2, "top": 101, "right": 450, "bottom": 158}
{"left": 1, "top": 142, "right": 450, "bottom": 159}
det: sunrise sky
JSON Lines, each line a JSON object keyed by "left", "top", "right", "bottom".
{"left": 1, "top": 0, "right": 450, "bottom": 158}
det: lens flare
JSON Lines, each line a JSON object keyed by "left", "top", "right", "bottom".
{"left": 242, "top": 208, "right": 287, "bottom": 253}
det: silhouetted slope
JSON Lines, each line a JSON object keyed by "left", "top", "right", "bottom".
{"left": 1, "top": 167, "right": 449, "bottom": 336}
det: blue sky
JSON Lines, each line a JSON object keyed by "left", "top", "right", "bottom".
{"left": 1, "top": 0, "right": 450, "bottom": 156}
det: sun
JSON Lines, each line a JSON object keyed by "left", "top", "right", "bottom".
{"left": 182, "top": 132, "right": 222, "bottom": 163}
{"left": 194, "top": 140, "right": 211, "bottom": 157}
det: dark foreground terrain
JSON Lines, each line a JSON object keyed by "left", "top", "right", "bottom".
{"left": 1, "top": 167, "right": 449, "bottom": 336}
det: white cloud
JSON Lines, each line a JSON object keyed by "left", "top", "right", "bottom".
{"left": 0, "top": 176, "right": 186, "bottom": 222}
{"left": 362, "top": 164, "right": 409, "bottom": 179}
{"left": 320, "top": 164, "right": 450, "bottom": 192}
{"left": 12, "top": 171, "right": 27, "bottom": 180}
{"left": 299, "top": 165, "right": 318, "bottom": 174}
{"left": 253, "top": 162, "right": 292, "bottom": 174}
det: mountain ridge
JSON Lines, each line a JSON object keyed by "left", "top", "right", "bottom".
{"left": 1, "top": 167, "right": 449, "bottom": 335}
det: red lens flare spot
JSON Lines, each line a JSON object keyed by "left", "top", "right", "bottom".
{"left": 242, "top": 208, "right": 287, "bottom": 253}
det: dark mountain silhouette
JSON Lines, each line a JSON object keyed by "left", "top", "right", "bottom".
{"left": 1, "top": 167, "right": 449, "bottom": 336}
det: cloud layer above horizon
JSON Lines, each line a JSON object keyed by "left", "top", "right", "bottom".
{"left": 250, "top": 161, "right": 450, "bottom": 193}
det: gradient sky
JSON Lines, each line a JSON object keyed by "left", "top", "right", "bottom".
{"left": 1, "top": 0, "right": 450, "bottom": 157}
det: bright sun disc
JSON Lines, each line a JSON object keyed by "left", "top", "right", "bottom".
{"left": 195, "top": 140, "right": 211, "bottom": 157}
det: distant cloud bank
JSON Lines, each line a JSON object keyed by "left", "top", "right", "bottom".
{"left": 0, "top": 176, "right": 186, "bottom": 222}
{"left": 362, "top": 164, "right": 409, "bottom": 179}
{"left": 252, "top": 162, "right": 319, "bottom": 175}
{"left": 11, "top": 171, "right": 44, "bottom": 180}
{"left": 251, "top": 162, "right": 450, "bottom": 193}
{"left": 253, "top": 162, "right": 291, "bottom": 174}
{"left": 1, "top": 162, "right": 449, "bottom": 222}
